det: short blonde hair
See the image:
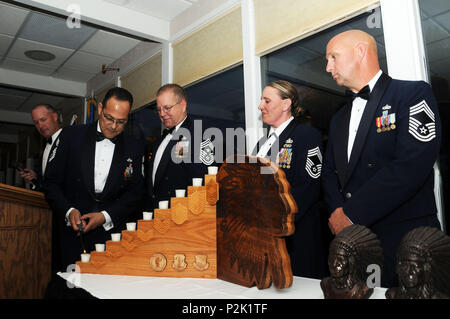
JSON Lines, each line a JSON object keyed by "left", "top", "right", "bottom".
{"left": 266, "top": 80, "right": 303, "bottom": 117}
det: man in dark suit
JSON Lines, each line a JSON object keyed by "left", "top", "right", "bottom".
{"left": 147, "top": 84, "right": 216, "bottom": 210}
{"left": 322, "top": 30, "right": 441, "bottom": 287}
{"left": 44, "top": 87, "right": 146, "bottom": 269}
{"left": 19, "top": 104, "right": 62, "bottom": 191}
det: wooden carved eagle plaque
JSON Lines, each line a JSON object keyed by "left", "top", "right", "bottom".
{"left": 216, "top": 154, "right": 297, "bottom": 289}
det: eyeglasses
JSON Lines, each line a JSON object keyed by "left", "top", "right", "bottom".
{"left": 102, "top": 111, "right": 128, "bottom": 126}
{"left": 156, "top": 102, "right": 179, "bottom": 113}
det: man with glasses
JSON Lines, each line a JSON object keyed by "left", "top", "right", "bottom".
{"left": 146, "top": 83, "right": 216, "bottom": 210}
{"left": 43, "top": 87, "right": 146, "bottom": 270}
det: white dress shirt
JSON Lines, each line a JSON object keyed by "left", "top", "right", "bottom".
{"left": 152, "top": 116, "right": 187, "bottom": 184}
{"left": 347, "top": 69, "right": 382, "bottom": 161}
{"left": 257, "top": 116, "right": 294, "bottom": 158}
{"left": 42, "top": 128, "right": 62, "bottom": 174}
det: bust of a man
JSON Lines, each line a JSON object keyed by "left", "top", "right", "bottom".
{"left": 321, "top": 225, "right": 383, "bottom": 299}
{"left": 386, "top": 227, "right": 450, "bottom": 299}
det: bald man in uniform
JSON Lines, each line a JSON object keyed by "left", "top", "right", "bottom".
{"left": 322, "top": 30, "right": 441, "bottom": 287}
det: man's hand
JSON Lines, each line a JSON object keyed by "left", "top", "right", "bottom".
{"left": 328, "top": 207, "right": 353, "bottom": 235}
{"left": 18, "top": 168, "right": 37, "bottom": 184}
{"left": 80, "top": 212, "right": 106, "bottom": 233}
{"left": 68, "top": 209, "right": 85, "bottom": 232}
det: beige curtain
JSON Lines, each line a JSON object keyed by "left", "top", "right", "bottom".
{"left": 121, "top": 52, "right": 162, "bottom": 111}
{"left": 254, "top": 0, "right": 379, "bottom": 55}
{"left": 173, "top": 6, "right": 243, "bottom": 86}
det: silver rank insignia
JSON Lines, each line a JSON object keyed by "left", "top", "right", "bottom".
{"left": 305, "top": 146, "right": 322, "bottom": 179}
{"left": 199, "top": 139, "right": 214, "bottom": 165}
{"left": 409, "top": 100, "right": 436, "bottom": 142}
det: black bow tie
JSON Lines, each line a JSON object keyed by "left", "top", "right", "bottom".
{"left": 162, "top": 126, "right": 175, "bottom": 138}
{"left": 46, "top": 137, "right": 52, "bottom": 144}
{"left": 345, "top": 85, "right": 371, "bottom": 101}
{"left": 96, "top": 131, "right": 119, "bottom": 144}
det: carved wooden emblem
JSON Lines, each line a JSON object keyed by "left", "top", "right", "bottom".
{"left": 153, "top": 214, "right": 171, "bottom": 234}
{"left": 172, "top": 254, "right": 188, "bottom": 271}
{"left": 217, "top": 155, "right": 297, "bottom": 290}
{"left": 121, "top": 232, "right": 138, "bottom": 252}
{"left": 188, "top": 188, "right": 206, "bottom": 215}
{"left": 205, "top": 177, "right": 219, "bottom": 206}
{"left": 105, "top": 250, "right": 124, "bottom": 261}
{"left": 193, "top": 254, "right": 209, "bottom": 271}
{"left": 171, "top": 202, "right": 189, "bottom": 225}
{"left": 150, "top": 253, "right": 167, "bottom": 272}
{"left": 136, "top": 229, "right": 154, "bottom": 242}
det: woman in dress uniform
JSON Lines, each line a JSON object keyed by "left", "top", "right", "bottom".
{"left": 253, "top": 80, "right": 327, "bottom": 279}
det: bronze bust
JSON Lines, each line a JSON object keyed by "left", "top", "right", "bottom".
{"left": 386, "top": 227, "right": 450, "bottom": 299}
{"left": 321, "top": 225, "right": 383, "bottom": 299}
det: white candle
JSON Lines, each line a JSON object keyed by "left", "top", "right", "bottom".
{"left": 175, "top": 189, "right": 186, "bottom": 197}
{"left": 81, "top": 253, "right": 91, "bottom": 263}
{"left": 208, "top": 166, "right": 218, "bottom": 175}
{"left": 192, "top": 178, "right": 203, "bottom": 186}
{"left": 126, "top": 222, "right": 136, "bottom": 231}
{"left": 111, "top": 233, "right": 121, "bottom": 242}
{"left": 159, "top": 200, "right": 169, "bottom": 209}
{"left": 143, "top": 211, "right": 153, "bottom": 220}
{"left": 95, "top": 244, "right": 105, "bottom": 252}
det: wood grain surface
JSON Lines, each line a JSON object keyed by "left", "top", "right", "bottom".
{"left": 0, "top": 184, "right": 52, "bottom": 298}
{"left": 77, "top": 175, "right": 218, "bottom": 279}
{"left": 216, "top": 155, "right": 297, "bottom": 290}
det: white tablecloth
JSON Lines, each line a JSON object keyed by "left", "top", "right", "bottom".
{"left": 58, "top": 272, "right": 387, "bottom": 299}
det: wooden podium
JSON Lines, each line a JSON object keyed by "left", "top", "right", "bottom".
{"left": 0, "top": 183, "right": 52, "bottom": 298}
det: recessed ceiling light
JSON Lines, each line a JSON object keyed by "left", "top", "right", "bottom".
{"left": 24, "top": 50, "right": 56, "bottom": 62}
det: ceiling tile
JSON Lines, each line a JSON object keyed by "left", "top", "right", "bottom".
{"left": 0, "top": 2, "right": 29, "bottom": 36}
{"left": 2, "top": 57, "right": 56, "bottom": 76}
{"left": 300, "top": 25, "right": 351, "bottom": 55}
{"left": 429, "top": 55, "right": 450, "bottom": 76}
{"left": 0, "top": 93, "right": 29, "bottom": 111}
{"left": 0, "top": 86, "right": 33, "bottom": 98}
{"left": 425, "top": 37, "right": 450, "bottom": 62}
{"left": 0, "top": 34, "right": 14, "bottom": 56}
{"left": 419, "top": 0, "right": 450, "bottom": 18}
{"left": 62, "top": 50, "right": 115, "bottom": 74}
{"left": 7, "top": 38, "right": 74, "bottom": 67}
{"left": 422, "top": 18, "right": 450, "bottom": 43}
{"left": 53, "top": 67, "right": 96, "bottom": 82}
{"left": 104, "top": 0, "right": 192, "bottom": 21}
{"left": 80, "top": 30, "right": 140, "bottom": 59}
{"left": 434, "top": 11, "right": 450, "bottom": 33}
{"left": 19, "top": 12, "right": 97, "bottom": 50}
{"left": 18, "top": 93, "right": 66, "bottom": 112}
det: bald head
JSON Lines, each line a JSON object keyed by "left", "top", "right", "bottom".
{"left": 326, "top": 30, "right": 380, "bottom": 91}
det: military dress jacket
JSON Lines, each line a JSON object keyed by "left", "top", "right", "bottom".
{"left": 43, "top": 123, "right": 146, "bottom": 267}
{"left": 147, "top": 116, "right": 215, "bottom": 210}
{"left": 322, "top": 73, "right": 441, "bottom": 228}
{"left": 253, "top": 120, "right": 327, "bottom": 278}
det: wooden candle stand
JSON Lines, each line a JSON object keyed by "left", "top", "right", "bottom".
{"left": 76, "top": 174, "right": 218, "bottom": 279}
{"left": 77, "top": 155, "right": 296, "bottom": 290}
